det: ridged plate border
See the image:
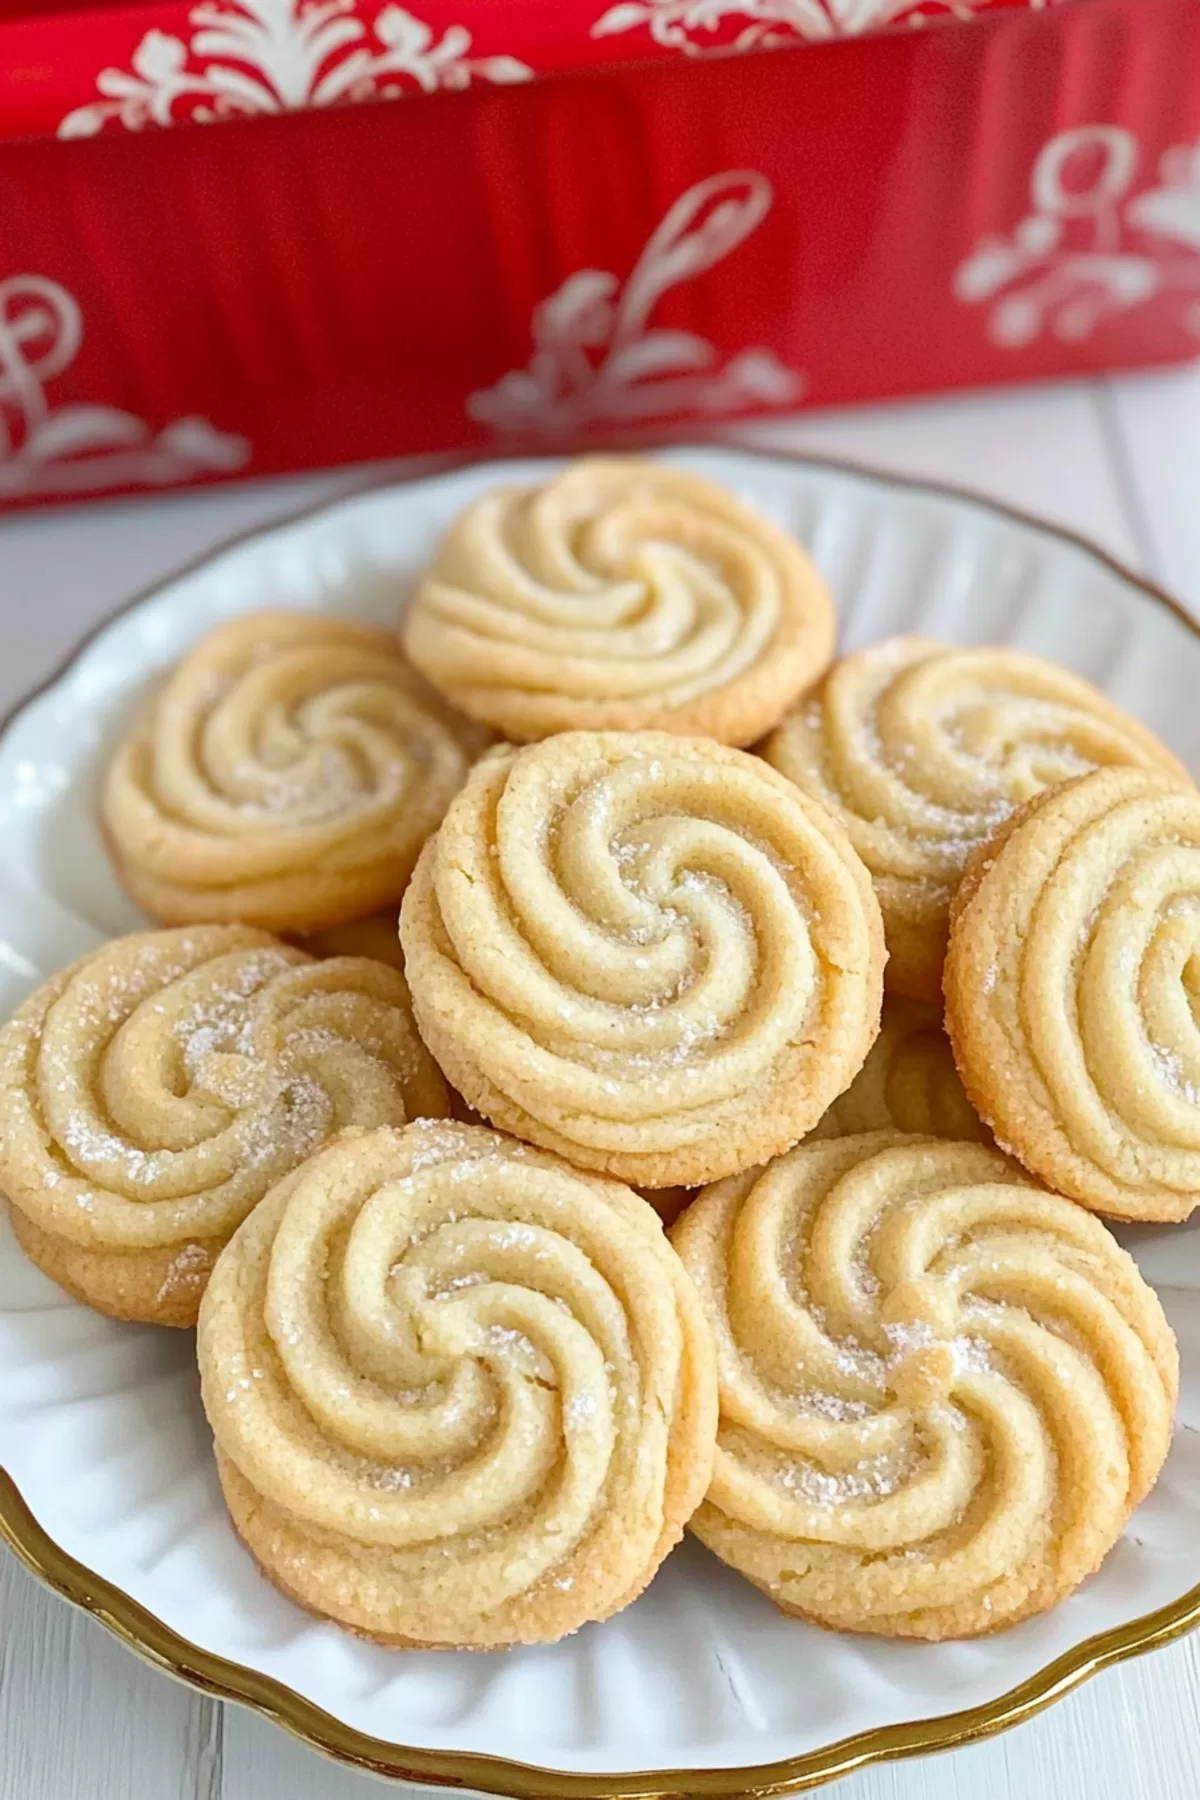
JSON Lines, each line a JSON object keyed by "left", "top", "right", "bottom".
{"left": 1, "top": 446, "right": 1199, "bottom": 1797}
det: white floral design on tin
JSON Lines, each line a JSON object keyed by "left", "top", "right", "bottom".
{"left": 591, "top": 0, "right": 1000, "bottom": 52}
{"left": 58, "top": 0, "right": 531, "bottom": 137}
{"left": 954, "top": 125, "right": 1200, "bottom": 346}
{"left": 0, "top": 276, "right": 249, "bottom": 499}
{"left": 467, "top": 171, "right": 804, "bottom": 434}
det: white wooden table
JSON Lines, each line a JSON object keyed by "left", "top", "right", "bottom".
{"left": 2, "top": 367, "right": 1199, "bottom": 1800}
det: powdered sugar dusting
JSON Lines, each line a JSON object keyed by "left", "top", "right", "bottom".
{"left": 951, "top": 1335, "right": 994, "bottom": 1376}
{"left": 777, "top": 1451, "right": 910, "bottom": 1505}
{"left": 882, "top": 1320, "right": 938, "bottom": 1359}
{"left": 797, "top": 1389, "right": 873, "bottom": 1423}
{"left": 153, "top": 1240, "right": 212, "bottom": 1305}
{"left": 487, "top": 1223, "right": 539, "bottom": 1250}
{"left": 564, "top": 1391, "right": 598, "bottom": 1429}
{"left": 1149, "top": 1040, "right": 1200, "bottom": 1106}
{"left": 369, "top": 1465, "right": 414, "bottom": 1492}
{"left": 62, "top": 1112, "right": 172, "bottom": 1186}
{"left": 230, "top": 742, "right": 399, "bottom": 820}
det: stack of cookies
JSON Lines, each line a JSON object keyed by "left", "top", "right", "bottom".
{"left": 0, "top": 458, "right": 1187, "bottom": 1651}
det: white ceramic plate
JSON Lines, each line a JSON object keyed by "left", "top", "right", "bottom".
{"left": 2, "top": 448, "right": 1200, "bottom": 1796}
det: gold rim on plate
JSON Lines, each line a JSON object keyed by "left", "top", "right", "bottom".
{"left": 2, "top": 443, "right": 1199, "bottom": 1796}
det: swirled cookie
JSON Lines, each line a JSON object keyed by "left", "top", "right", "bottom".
{"left": 102, "top": 612, "right": 481, "bottom": 934}
{"left": 946, "top": 766, "right": 1200, "bottom": 1222}
{"left": 402, "top": 459, "right": 835, "bottom": 744}
{"left": 0, "top": 926, "right": 449, "bottom": 1326}
{"left": 763, "top": 638, "right": 1188, "bottom": 999}
{"left": 671, "top": 1133, "right": 1177, "bottom": 1639}
{"left": 809, "top": 997, "right": 986, "bottom": 1144}
{"left": 400, "top": 732, "right": 886, "bottom": 1188}
{"left": 197, "top": 1120, "right": 718, "bottom": 1647}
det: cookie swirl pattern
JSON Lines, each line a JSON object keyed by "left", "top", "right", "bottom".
{"left": 0, "top": 926, "right": 449, "bottom": 1325}
{"left": 763, "top": 637, "right": 1189, "bottom": 999}
{"left": 403, "top": 459, "right": 835, "bottom": 744}
{"left": 198, "top": 1121, "right": 718, "bottom": 1647}
{"left": 102, "top": 612, "right": 480, "bottom": 933}
{"left": 672, "top": 1133, "right": 1177, "bottom": 1640}
{"left": 400, "top": 732, "right": 886, "bottom": 1188}
{"left": 946, "top": 766, "right": 1200, "bottom": 1222}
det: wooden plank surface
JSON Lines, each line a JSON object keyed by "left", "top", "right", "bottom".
{"left": 2, "top": 371, "right": 1198, "bottom": 1800}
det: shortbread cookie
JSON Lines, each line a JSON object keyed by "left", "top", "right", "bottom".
{"left": 102, "top": 612, "right": 480, "bottom": 934}
{"left": 0, "top": 927, "right": 448, "bottom": 1326}
{"left": 763, "top": 637, "right": 1188, "bottom": 999}
{"left": 298, "top": 912, "right": 404, "bottom": 969}
{"left": 400, "top": 733, "right": 886, "bottom": 1188}
{"left": 403, "top": 459, "right": 835, "bottom": 744}
{"left": 809, "top": 996, "right": 986, "bottom": 1143}
{"left": 671, "top": 1132, "right": 1177, "bottom": 1639}
{"left": 946, "top": 766, "right": 1200, "bottom": 1221}
{"left": 197, "top": 1119, "right": 718, "bottom": 1647}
